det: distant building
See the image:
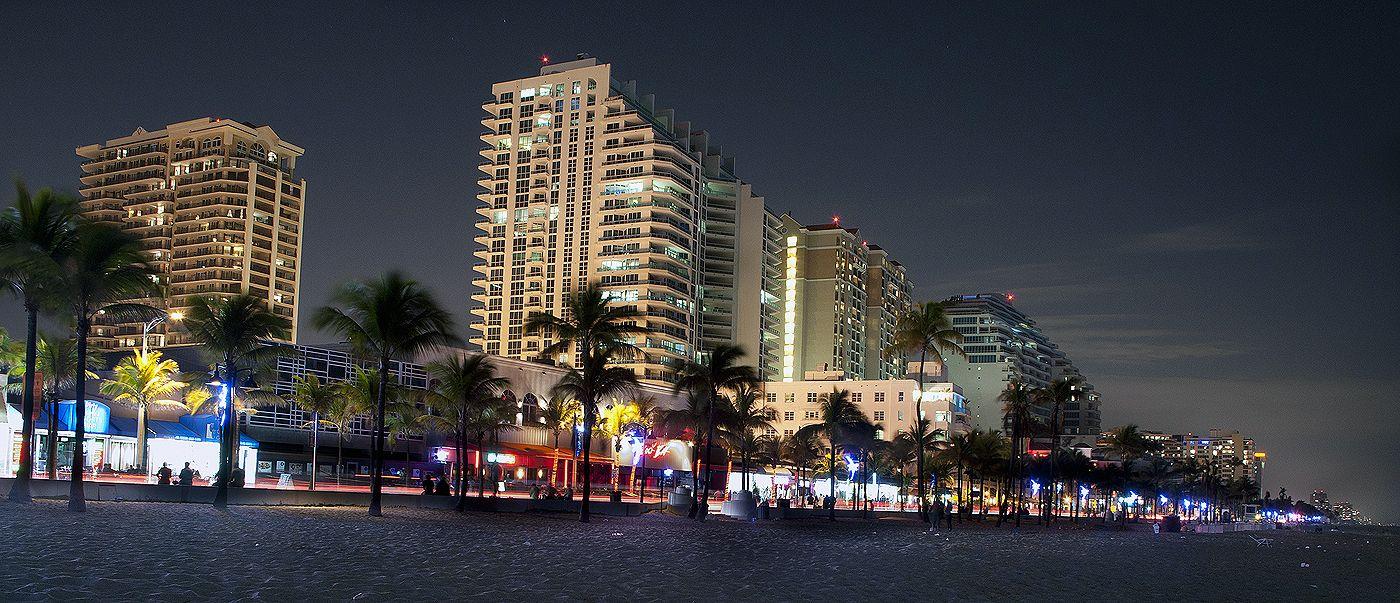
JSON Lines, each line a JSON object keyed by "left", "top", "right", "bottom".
{"left": 1109, "top": 427, "right": 1266, "bottom": 495}
{"left": 76, "top": 117, "right": 306, "bottom": 349}
{"left": 941, "top": 293, "right": 1101, "bottom": 438}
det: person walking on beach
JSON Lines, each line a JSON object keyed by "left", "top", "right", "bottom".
{"left": 422, "top": 474, "right": 436, "bottom": 495}
{"left": 156, "top": 463, "right": 173, "bottom": 485}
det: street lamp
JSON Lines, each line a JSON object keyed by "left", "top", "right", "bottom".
{"left": 141, "top": 310, "right": 183, "bottom": 355}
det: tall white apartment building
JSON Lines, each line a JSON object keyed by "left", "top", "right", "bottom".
{"left": 472, "top": 56, "right": 781, "bottom": 382}
{"left": 941, "top": 293, "right": 1101, "bottom": 438}
{"left": 76, "top": 118, "right": 306, "bottom": 349}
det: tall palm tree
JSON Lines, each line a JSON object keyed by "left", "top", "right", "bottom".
{"left": 422, "top": 353, "right": 509, "bottom": 509}
{"left": 314, "top": 271, "right": 456, "bottom": 517}
{"left": 100, "top": 350, "right": 186, "bottom": 473}
{"left": 888, "top": 300, "right": 965, "bottom": 522}
{"left": 1, "top": 181, "right": 79, "bottom": 502}
{"left": 997, "top": 380, "right": 1037, "bottom": 526}
{"left": 937, "top": 430, "right": 976, "bottom": 520}
{"left": 795, "top": 388, "right": 870, "bottom": 521}
{"left": 30, "top": 333, "right": 101, "bottom": 480}
{"left": 672, "top": 343, "right": 759, "bottom": 519}
{"left": 903, "top": 417, "right": 949, "bottom": 524}
{"left": 652, "top": 388, "right": 708, "bottom": 505}
{"left": 338, "top": 368, "right": 403, "bottom": 488}
{"left": 549, "top": 352, "right": 638, "bottom": 516}
{"left": 55, "top": 220, "right": 158, "bottom": 511}
{"left": 383, "top": 402, "right": 424, "bottom": 465}
{"left": 181, "top": 293, "right": 290, "bottom": 508}
{"left": 537, "top": 395, "right": 579, "bottom": 488}
{"left": 722, "top": 383, "right": 772, "bottom": 496}
{"left": 290, "top": 374, "right": 339, "bottom": 491}
{"left": 465, "top": 394, "right": 519, "bottom": 497}
{"left": 525, "top": 283, "right": 647, "bottom": 523}
{"left": 1035, "top": 375, "right": 1083, "bottom": 521}
{"left": 784, "top": 428, "right": 823, "bottom": 505}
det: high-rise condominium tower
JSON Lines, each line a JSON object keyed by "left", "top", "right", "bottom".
{"left": 76, "top": 118, "right": 305, "bottom": 349}
{"left": 473, "top": 57, "right": 781, "bottom": 382}
{"left": 941, "top": 293, "right": 1101, "bottom": 439}
{"left": 863, "top": 245, "right": 913, "bottom": 380}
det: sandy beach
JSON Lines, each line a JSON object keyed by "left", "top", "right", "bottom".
{"left": 0, "top": 500, "right": 1393, "bottom": 601}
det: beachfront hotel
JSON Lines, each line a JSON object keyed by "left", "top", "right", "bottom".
{"left": 941, "top": 293, "right": 1102, "bottom": 439}
{"left": 761, "top": 361, "right": 971, "bottom": 442}
{"left": 777, "top": 215, "right": 912, "bottom": 382}
{"left": 472, "top": 56, "right": 783, "bottom": 383}
{"left": 75, "top": 118, "right": 306, "bottom": 349}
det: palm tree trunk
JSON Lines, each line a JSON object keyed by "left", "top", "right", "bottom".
{"left": 136, "top": 404, "right": 148, "bottom": 475}
{"left": 45, "top": 394, "right": 58, "bottom": 480}
{"left": 477, "top": 434, "right": 487, "bottom": 498}
{"left": 698, "top": 390, "right": 718, "bottom": 521}
{"left": 213, "top": 357, "right": 238, "bottom": 508}
{"left": 367, "top": 356, "right": 389, "bottom": 517}
{"left": 454, "top": 423, "right": 466, "bottom": 512}
{"left": 6, "top": 303, "right": 39, "bottom": 503}
{"left": 688, "top": 434, "right": 700, "bottom": 518}
{"left": 309, "top": 413, "right": 319, "bottom": 491}
{"left": 67, "top": 317, "right": 90, "bottom": 512}
{"left": 336, "top": 432, "right": 344, "bottom": 487}
{"left": 914, "top": 348, "right": 928, "bottom": 523}
{"left": 580, "top": 396, "right": 594, "bottom": 523}
{"left": 550, "top": 431, "right": 560, "bottom": 488}
{"left": 827, "top": 438, "right": 837, "bottom": 521}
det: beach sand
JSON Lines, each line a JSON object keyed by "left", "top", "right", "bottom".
{"left": 0, "top": 500, "right": 1393, "bottom": 601}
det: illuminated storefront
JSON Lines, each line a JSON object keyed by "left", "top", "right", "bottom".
{"left": 2, "top": 400, "right": 258, "bottom": 483}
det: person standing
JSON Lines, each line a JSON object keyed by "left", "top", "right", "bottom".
{"left": 178, "top": 462, "right": 195, "bottom": 486}
{"left": 422, "top": 474, "right": 435, "bottom": 495}
{"left": 156, "top": 463, "right": 173, "bottom": 485}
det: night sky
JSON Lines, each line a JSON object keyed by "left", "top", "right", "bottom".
{"left": 1, "top": 2, "right": 1396, "bottom": 522}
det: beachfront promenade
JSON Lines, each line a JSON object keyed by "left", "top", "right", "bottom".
{"left": 2, "top": 497, "right": 1394, "bottom": 600}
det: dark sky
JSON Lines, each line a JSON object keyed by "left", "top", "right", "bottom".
{"left": 2, "top": 2, "right": 1397, "bottom": 522}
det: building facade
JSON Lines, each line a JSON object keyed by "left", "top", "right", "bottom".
{"left": 941, "top": 293, "right": 1101, "bottom": 438}
{"left": 778, "top": 217, "right": 868, "bottom": 381}
{"left": 863, "top": 245, "right": 913, "bottom": 381}
{"left": 472, "top": 56, "right": 781, "bottom": 383}
{"left": 760, "top": 374, "right": 971, "bottom": 442}
{"left": 76, "top": 117, "right": 305, "bottom": 349}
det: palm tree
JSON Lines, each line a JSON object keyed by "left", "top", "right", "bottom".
{"left": 181, "top": 293, "right": 290, "bottom": 508}
{"left": 795, "top": 388, "right": 870, "bottom": 521}
{"left": 672, "top": 344, "right": 759, "bottom": 519}
{"left": 937, "top": 430, "right": 976, "bottom": 520}
{"left": 1035, "top": 375, "right": 1083, "bottom": 521}
{"left": 722, "top": 383, "right": 772, "bottom": 496}
{"left": 537, "top": 395, "right": 579, "bottom": 488}
{"left": 100, "top": 350, "right": 187, "bottom": 473}
{"left": 997, "top": 380, "right": 1038, "bottom": 526}
{"left": 465, "top": 393, "right": 519, "bottom": 497}
{"left": 549, "top": 352, "right": 638, "bottom": 515}
{"left": 29, "top": 333, "right": 101, "bottom": 480}
{"left": 314, "top": 271, "right": 457, "bottom": 517}
{"left": 338, "top": 368, "right": 403, "bottom": 488}
{"left": 383, "top": 402, "right": 424, "bottom": 465}
{"left": 784, "top": 429, "right": 823, "bottom": 505}
{"left": 321, "top": 393, "right": 369, "bottom": 488}
{"left": 525, "top": 283, "right": 647, "bottom": 523}
{"left": 55, "top": 220, "right": 158, "bottom": 511}
{"left": 888, "top": 300, "right": 965, "bottom": 522}
{"left": 652, "top": 388, "right": 708, "bottom": 506}
{"left": 290, "top": 374, "right": 339, "bottom": 491}
{"left": 422, "top": 353, "right": 509, "bottom": 509}
{"left": 902, "top": 418, "right": 949, "bottom": 524}
{"left": 1, "top": 181, "right": 79, "bottom": 502}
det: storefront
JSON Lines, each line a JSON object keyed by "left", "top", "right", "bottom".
{"left": 3, "top": 401, "right": 259, "bottom": 484}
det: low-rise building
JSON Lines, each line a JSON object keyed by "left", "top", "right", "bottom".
{"left": 760, "top": 364, "right": 970, "bottom": 441}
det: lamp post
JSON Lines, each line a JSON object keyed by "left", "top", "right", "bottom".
{"left": 140, "top": 310, "right": 183, "bottom": 355}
